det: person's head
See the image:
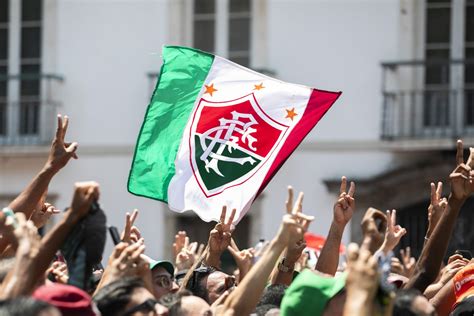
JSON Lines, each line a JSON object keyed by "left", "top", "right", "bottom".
{"left": 185, "top": 266, "right": 235, "bottom": 304}
{"left": 280, "top": 269, "right": 346, "bottom": 316}
{"left": 93, "top": 277, "right": 168, "bottom": 316}
{"left": 33, "top": 283, "right": 98, "bottom": 316}
{"left": 451, "top": 295, "right": 474, "bottom": 315}
{"left": 150, "top": 260, "right": 178, "bottom": 299}
{"left": 0, "top": 297, "right": 61, "bottom": 316}
{"left": 393, "top": 289, "right": 436, "bottom": 316}
{"left": 258, "top": 284, "right": 288, "bottom": 307}
{"left": 255, "top": 304, "right": 279, "bottom": 316}
{"left": 160, "top": 290, "right": 211, "bottom": 316}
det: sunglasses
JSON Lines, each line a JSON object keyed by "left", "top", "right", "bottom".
{"left": 123, "top": 298, "right": 158, "bottom": 315}
{"left": 154, "top": 275, "right": 175, "bottom": 289}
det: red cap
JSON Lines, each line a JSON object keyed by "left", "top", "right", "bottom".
{"left": 33, "top": 284, "right": 97, "bottom": 316}
{"left": 453, "top": 264, "right": 474, "bottom": 307}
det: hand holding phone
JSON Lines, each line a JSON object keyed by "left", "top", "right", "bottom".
{"left": 108, "top": 226, "right": 121, "bottom": 245}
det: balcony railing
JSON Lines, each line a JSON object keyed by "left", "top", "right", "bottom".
{"left": 0, "top": 74, "right": 63, "bottom": 146}
{"left": 381, "top": 59, "right": 474, "bottom": 140}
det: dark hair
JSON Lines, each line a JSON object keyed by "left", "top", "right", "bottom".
{"left": 255, "top": 304, "right": 279, "bottom": 316}
{"left": 0, "top": 297, "right": 55, "bottom": 316}
{"left": 184, "top": 266, "right": 215, "bottom": 303}
{"left": 159, "top": 290, "right": 192, "bottom": 316}
{"left": 393, "top": 288, "right": 423, "bottom": 316}
{"left": 257, "top": 284, "right": 288, "bottom": 307}
{"left": 93, "top": 277, "right": 145, "bottom": 316}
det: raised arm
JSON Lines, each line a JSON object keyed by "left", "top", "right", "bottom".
{"left": 220, "top": 203, "right": 313, "bottom": 315}
{"left": 0, "top": 213, "right": 41, "bottom": 299}
{"left": 377, "top": 209, "right": 406, "bottom": 256}
{"left": 203, "top": 206, "right": 236, "bottom": 269}
{"left": 425, "top": 182, "right": 447, "bottom": 245}
{"left": 25, "top": 182, "right": 98, "bottom": 292}
{"left": 271, "top": 187, "right": 305, "bottom": 286}
{"left": 8, "top": 115, "right": 78, "bottom": 218}
{"left": 316, "top": 177, "right": 355, "bottom": 275}
{"left": 405, "top": 140, "right": 471, "bottom": 292}
{"left": 360, "top": 207, "right": 387, "bottom": 254}
{"left": 343, "top": 243, "right": 380, "bottom": 316}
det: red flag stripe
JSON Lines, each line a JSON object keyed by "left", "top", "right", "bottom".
{"left": 258, "top": 89, "right": 342, "bottom": 194}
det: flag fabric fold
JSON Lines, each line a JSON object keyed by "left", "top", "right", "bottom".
{"left": 128, "top": 46, "right": 341, "bottom": 223}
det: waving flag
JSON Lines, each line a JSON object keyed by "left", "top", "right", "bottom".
{"left": 128, "top": 46, "right": 341, "bottom": 223}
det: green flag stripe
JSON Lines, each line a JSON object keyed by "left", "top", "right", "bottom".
{"left": 127, "top": 46, "right": 214, "bottom": 202}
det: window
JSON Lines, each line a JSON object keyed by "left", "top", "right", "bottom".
{"left": 193, "top": 0, "right": 251, "bottom": 67}
{"left": 20, "top": 0, "right": 42, "bottom": 135}
{"left": 0, "top": 0, "right": 43, "bottom": 138}
{"left": 465, "top": 0, "right": 474, "bottom": 124}
{"left": 423, "top": 0, "right": 474, "bottom": 128}
{"left": 0, "top": 1, "right": 8, "bottom": 135}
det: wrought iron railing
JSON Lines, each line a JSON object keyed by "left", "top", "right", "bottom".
{"left": 381, "top": 60, "right": 474, "bottom": 140}
{"left": 0, "top": 74, "right": 63, "bottom": 146}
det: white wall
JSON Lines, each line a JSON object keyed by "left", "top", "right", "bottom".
{"left": 267, "top": 0, "right": 399, "bottom": 141}
{"left": 55, "top": 0, "right": 168, "bottom": 145}
{"left": 256, "top": 0, "right": 402, "bottom": 244}
{"left": 1, "top": 0, "right": 411, "bottom": 259}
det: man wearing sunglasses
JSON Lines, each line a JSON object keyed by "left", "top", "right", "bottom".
{"left": 149, "top": 260, "right": 179, "bottom": 299}
{"left": 93, "top": 277, "right": 169, "bottom": 316}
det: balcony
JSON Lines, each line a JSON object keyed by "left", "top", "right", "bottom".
{"left": 381, "top": 59, "right": 474, "bottom": 141}
{"left": 0, "top": 74, "right": 63, "bottom": 147}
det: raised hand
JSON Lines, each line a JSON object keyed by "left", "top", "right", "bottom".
{"left": 361, "top": 207, "right": 387, "bottom": 254}
{"left": 30, "top": 202, "right": 61, "bottom": 229}
{"left": 173, "top": 231, "right": 187, "bottom": 259}
{"left": 344, "top": 243, "right": 380, "bottom": 315}
{"left": 209, "top": 206, "right": 236, "bottom": 254}
{"left": 228, "top": 243, "right": 254, "bottom": 281}
{"left": 204, "top": 206, "right": 236, "bottom": 268}
{"left": 277, "top": 188, "right": 313, "bottom": 247}
{"left": 390, "top": 257, "right": 406, "bottom": 276}
{"left": 121, "top": 209, "right": 139, "bottom": 244}
{"left": 450, "top": 140, "right": 473, "bottom": 201}
{"left": 438, "top": 254, "right": 469, "bottom": 285}
{"left": 400, "top": 247, "right": 416, "bottom": 277}
{"left": 333, "top": 176, "right": 355, "bottom": 227}
{"left": 46, "top": 114, "right": 78, "bottom": 173}
{"left": 380, "top": 209, "right": 406, "bottom": 254}
{"left": 68, "top": 181, "right": 99, "bottom": 223}
{"left": 47, "top": 261, "right": 69, "bottom": 284}
{"left": 12, "top": 213, "right": 41, "bottom": 257}
{"left": 176, "top": 239, "right": 204, "bottom": 271}
{"left": 105, "top": 239, "right": 148, "bottom": 280}
{"left": 427, "top": 182, "right": 447, "bottom": 237}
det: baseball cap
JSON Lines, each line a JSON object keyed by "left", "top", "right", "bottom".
{"left": 33, "top": 283, "right": 98, "bottom": 316}
{"left": 149, "top": 259, "right": 175, "bottom": 276}
{"left": 281, "top": 269, "right": 346, "bottom": 316}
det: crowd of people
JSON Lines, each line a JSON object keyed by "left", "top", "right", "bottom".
{"left": 0, "top": 114, "right": 474, "bottom": 315}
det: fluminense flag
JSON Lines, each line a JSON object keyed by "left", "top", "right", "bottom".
{"left": 128, "top": 46, "right": 341, "bottom": 223}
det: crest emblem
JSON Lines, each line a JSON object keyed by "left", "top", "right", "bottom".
{"left": 189, "top": 93, "right": 288, "bottom": 196}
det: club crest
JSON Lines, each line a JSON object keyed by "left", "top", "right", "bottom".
{"left": 189, "top": 93, "right": 288, "bottom": 197}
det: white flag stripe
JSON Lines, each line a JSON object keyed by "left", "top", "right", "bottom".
{"left": 167, "top": 56, "right": 312, "bottom": 223}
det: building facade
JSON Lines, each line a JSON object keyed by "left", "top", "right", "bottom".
{"left": 0, "top": 0, "right": 473, "bottom": 261}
